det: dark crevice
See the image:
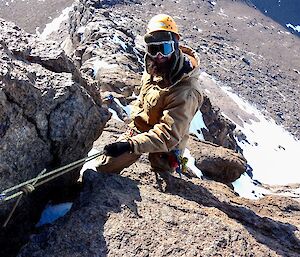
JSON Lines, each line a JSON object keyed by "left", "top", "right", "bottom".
{"left": 25, "top": 55, "right": 75, "bottom": 74}
{"left": 46, "top": 91, "right": 75, "bottom": 168}
{"left": 10, "top": 48, "right": 76, "bottom": 74}
{"left": 2, "top": 90, "right": 48, "bottom": 144}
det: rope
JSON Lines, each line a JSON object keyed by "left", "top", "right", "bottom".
{"left": 2, "top": 195, "right": 23, "bottom": 228}
{"left": 2, "top": 168, "right": 47, "bottom": 228}
{"left": 0, "top": 150, "right": 104, "bottom": 203}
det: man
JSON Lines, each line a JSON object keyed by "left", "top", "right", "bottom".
{"left": 96, "top": 14, "right": 203, "bottom": 174}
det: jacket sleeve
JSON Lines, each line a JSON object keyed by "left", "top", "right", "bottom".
{"left": 130, "top": 87, "right": 202, "bottom": 154}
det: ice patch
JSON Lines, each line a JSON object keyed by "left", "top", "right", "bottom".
{"left": 183, "top": 149, "right": 203, "bottom": 178}
{"left": 286, "top": 23, "right": 300, "bottom": 33}
{"left": 113, "top": 35, "right": 127, "bottom": 51}
{"left": 36, "top": 202, "right": 72, "bottom": 227}
{"left": 189, "top": 110, "right": 207, "bottom": 140}
{"left": 232, "top": 174, "right": 269, "bottom": 199}
{"left": 38, "top": 5, "right": 73, "bottom": 39}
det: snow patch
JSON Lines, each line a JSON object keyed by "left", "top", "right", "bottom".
{"left": 218, "top": 8, "right": 228, "bottom": 17}
{"left": 109, "top": 108, "right": 123, "bottom": 122}
{"left": 113, "top": 35, "right": 127, "bottom": 51}
{"left": 77, "top": 26, "right": 86, "bottom": 41}
{"left": 36, "top": 202, "right": 72, "bottom": 227}
{"left": 114, "top": 98, "right": 131, "bottom": 117}
{"left": 189, "top": 110, "right": 207, "bottom": 140}
{"left": 221, "top": 87, "right": 300, "bottom": 185}
{"left": 79, "top": 148, "right": 101, "bottom": 177}
{"left": 286, "top": 23, "right": 300, "bottom": 33}
{"left": 37, "top": 5, "right": 73, "bottom": 39}
{"left": 232, "top": 174, "right": 269, "bottom": 199}
{"left": 183, "top": 149, "right": 203, "bottom": 179}
{"left": 92, "top": 59, "right": 118, "bottom": 78}
{"left": 209, "top": 0, "right": 216, "bottom": 6}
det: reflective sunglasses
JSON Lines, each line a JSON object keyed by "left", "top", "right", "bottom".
{"left": 146, "top": 41, "right": 175, "bottom": 58}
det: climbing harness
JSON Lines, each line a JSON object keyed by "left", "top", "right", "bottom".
{"left": 168, "top": 150, "right": 188, "bottom": 177}
{"left": 0, "top": 150, "right": 104, "bottom": 227}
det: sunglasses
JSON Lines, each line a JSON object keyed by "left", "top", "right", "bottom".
{"left": 146, "top": 41, "right": 175, "bottom": 58}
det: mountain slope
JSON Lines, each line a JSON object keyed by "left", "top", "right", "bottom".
{"left": 104, "top": 0, "right": 300, "bottom": 138}
{"left": 18, "top": 120, "right": 300, "bottom": 257}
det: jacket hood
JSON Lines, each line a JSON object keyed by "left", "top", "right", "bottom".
{"left": 177, "top": 45, "right": 201, "bottom": 82}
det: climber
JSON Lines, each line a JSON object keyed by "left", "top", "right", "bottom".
{"left": 95, "top": 14, "right": 203, "bottom": 174}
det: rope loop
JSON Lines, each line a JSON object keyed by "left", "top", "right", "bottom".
{"left": 21, "top": 184, "right": 35, "bottom": 195}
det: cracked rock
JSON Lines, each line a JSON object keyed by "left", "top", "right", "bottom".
{"left": 0, "top": 18, "right": 110, "bottom": 257}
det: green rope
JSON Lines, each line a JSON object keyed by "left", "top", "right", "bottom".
{"left": 2, "top": 168, "right": 47, "bottom": 227}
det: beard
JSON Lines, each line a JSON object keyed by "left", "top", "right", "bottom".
{"left": 146, "top": 53, "right": 177, "bottom": 78}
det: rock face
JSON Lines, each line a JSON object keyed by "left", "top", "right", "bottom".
{"left": 0, "top": 19, "right": 110, "bottom": 257}
{"left": 18, "top": 121, "right": 300, "bottom": 257}
{"left": 200, "top": 95, "right": 238, "bottom": 151}
{"left": 66, "top": 0, "right": 143, "bottom": 98}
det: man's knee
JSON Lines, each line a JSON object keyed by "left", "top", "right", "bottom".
{"left": 149, "top": 153, "right": 173, "bottom": 173}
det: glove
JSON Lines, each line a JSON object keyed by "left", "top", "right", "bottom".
{"left": 104, "top": 141, "right": 132, "bottom": 157}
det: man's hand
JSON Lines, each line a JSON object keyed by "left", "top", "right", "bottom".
{"left": 104, "top": 141, "right": 132, "bottom": 157}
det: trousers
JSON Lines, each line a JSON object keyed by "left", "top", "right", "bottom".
{"left": 95, "top": 130, "right": 174, "bottom": 173}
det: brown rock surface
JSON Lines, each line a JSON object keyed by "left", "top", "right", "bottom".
{"left": 18, "top": 121, "right": 300, "bottom": 257}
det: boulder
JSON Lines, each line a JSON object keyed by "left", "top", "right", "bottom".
{"left": 0, "top": 19, "right": 110, "bottom": 256}
{"left": 187, "top": 136, "right": 246, "bottom": 184}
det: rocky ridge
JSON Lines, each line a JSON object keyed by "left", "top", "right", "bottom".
{"left": 18, "top": 120, "right": 300, "bottom": 257}
{"left": 0, "top": 18, "right": 110, "bottom": 257}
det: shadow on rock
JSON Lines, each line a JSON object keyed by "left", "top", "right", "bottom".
{"left": 168, "top": 175, "right": 300, "bottom": 257}
{"left": 18, "top": 169, "right": 142, "bottom": 257}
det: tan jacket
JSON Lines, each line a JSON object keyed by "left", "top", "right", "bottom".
{"left": 129, "top": 46, "right": 203, "bottom": 155}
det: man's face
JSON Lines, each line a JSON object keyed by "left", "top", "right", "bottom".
{"left": 146, "top": 40, "right": 175, "bottom": 76}
{"left": 147, "top": 52, "right": 173, "bottom": 77}
{"left": 154, "top": 52, "right": 171, "bottom": 63}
